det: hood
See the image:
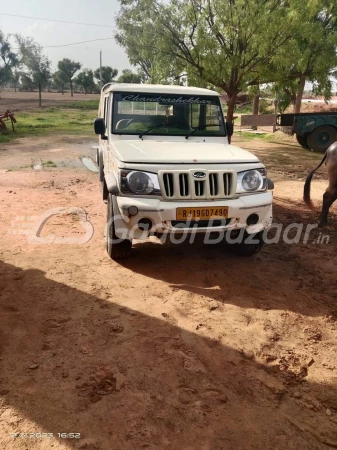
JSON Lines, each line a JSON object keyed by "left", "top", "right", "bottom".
{"left": 113, "top": 140, "right": 259, "bottom": 164}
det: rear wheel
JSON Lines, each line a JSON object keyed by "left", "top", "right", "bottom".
{"left": 227, "top": 231, "right": 265, "bottom": 256}
{"left": 106, "top": 194, "right": 132, "bottom": 259}
{"left": 296, "top": 134, "right": 309, "bottom": 149}
{"left": 307, "top": 125, "right": 337, "bottom": 152}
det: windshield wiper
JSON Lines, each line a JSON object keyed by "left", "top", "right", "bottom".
{"left": 185, "top": 124, "right": 222, "bottom": 140}
{"left": 139, "top": 123, "right": 165, "bottom": 139}
{"left": 139, "top": 121, "right": 187, "bottom": 138}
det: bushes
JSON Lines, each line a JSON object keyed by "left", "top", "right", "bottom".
{"left": 259, "top": 98, "right": 273, "bottom": 114}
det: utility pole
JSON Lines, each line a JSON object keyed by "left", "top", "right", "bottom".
{"left": 100, "top": 50, "right": 102, "bottom": 90}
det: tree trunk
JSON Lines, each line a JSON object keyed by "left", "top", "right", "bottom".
{"left": 38, "top": 85, "right": 42, "bottom": 107}
{"left": 294, "top": 74, "right": 306, "bottom": 114}
{"left": 70, "top": 80, "right": 73, "bottom": 97}
{"left": 226, "top": 93, "right": 238, "bottom": 122}
{"left": 252, "top": 92, "right": 260, "bottom": 130}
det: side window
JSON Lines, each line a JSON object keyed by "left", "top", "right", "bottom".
{"left": 106, "top": 95, "right": 112, "bottom": 135}
{"left": 205, "top": 104, "right": 221, "bottom": 130}
{"left": 206, "top": 104, "right": 220, "bottom": 125}
{"left": 103, "top": 97, "right": 108, "bottom": 128}
{"left": 102, "top": 95, "right": 112, "bottom": 137}
{"left": 191, "top": 104, "right": 200, "bottom": 128}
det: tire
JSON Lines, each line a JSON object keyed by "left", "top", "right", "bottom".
{"left": 227, "top": 231, "right": 265, "bottom": 257}
{"left": 296, "top": 134, "right": 309, "bottom": 149}
{"left": 106, "top": 194, "right": 132, "bottom": 259}
{"left": 97, "top": 149, "right": 108, "bottom": 201}
{"left": 98, "top": 149, "right": 104, "bottom": 182}
{"left": 307, "top": 126, "right": 337, "bottom": 152}
{"left": 101, "top": 178, "right": 108, "bottom": 202}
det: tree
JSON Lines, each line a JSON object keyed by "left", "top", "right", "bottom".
{"left": 74, "top": 69, "right": 96, "bottom": 94}
{"left": 117, "top": 69, "right": 142, "bottom": 84}
{"left": 16, "top": 36, "right": 51, "bottom": 107}
{"left": 57, "top": 58, "right": 81, "bottom": 97}
{"left": 275, "top": 3, "right": 337, "bottom": 113}
{"left": 53, "top": 70, "right": 69, "bottom": 94}
{"left": 115, "top": 11, "right": 176, "bottom": 84}
{"left": 0, "top": 29, "right": 18, "bottom": 87}
{"left": 116, "top": 0, "right": 337, "bottom": 121}
{"left": 94, "top": 66, "right": 118, "bottom": 86}
{"left": 116, "top": 0, "right": 298, "bottom": 120}
{"left": 20, "top": 74, "right": 35, "bottom": 92}
{"left": 10, "top": 70, "right": 21, "bottom": 92}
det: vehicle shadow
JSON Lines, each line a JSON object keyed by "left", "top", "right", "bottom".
{"left": 122, "top": 203, "right": 337, "bottom": 319}
{"left": 0, "top": 259, "right": 336, "bottom": 450}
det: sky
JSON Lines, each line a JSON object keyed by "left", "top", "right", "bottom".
{"left": 0, "top": 0, "right": 131, "bottom": 75}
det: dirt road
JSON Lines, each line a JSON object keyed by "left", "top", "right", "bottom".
{"left": 0, "top": 135, "right": 336, "bottom": 450}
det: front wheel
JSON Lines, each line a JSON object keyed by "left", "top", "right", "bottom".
{"left": 106, "top": 194, "right": 132, "bottom": 259}
{"left": 101, "top": 178, "right": 108, "bottom": 202}
{"left": 227, "top": 231, "right": 265, "bottom": 256}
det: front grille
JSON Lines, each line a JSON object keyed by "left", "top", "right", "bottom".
{"left": 159, "top": 170, "right": 235, "bottom": 200}
{"left": 223, "top": 173, "right": 232, "bottom": 196}
{"left": 209, "top": 173, "right": 218, "bottom": 196}
{"left": 179, "top": 173, "right": 189, "bottom": 196}
{"left": 194, "top": 180, "right": 205, "bottom": 197}
{"left": 163, "top": 173, "right": 174, "bottom": 197}
{"left": 171, "top": 219, "right": 231, "bottom": 228}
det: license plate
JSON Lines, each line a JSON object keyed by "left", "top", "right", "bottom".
{"left": 176, "top": 207, "right": 228, "bottom": 220}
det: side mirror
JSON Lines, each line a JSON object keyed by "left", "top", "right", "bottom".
{"left": 94, "top": 118, "right": 106, "bottom": 136}
{"left": 226, "top": 121, "right": 234, "bottom": 137}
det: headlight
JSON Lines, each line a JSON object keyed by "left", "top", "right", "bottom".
{"left": 237, "top": 168, "right": 267, "bottom": 193}
{"left": 120, "top": 170, "right": 161, "bottom": 195}
{"left": 128, "top": 172, "right": 154, "bottom": 194}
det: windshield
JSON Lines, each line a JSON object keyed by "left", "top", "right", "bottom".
{"left": 112, "top": 92, "right": 226, "bottom": 137}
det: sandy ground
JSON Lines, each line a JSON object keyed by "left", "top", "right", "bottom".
{"left": 0, "top": 134, "right": 337, "bottom": 450}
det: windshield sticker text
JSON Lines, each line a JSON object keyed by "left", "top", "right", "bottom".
{"left": 122, "top": 95, "right": 212, "bottom": 104}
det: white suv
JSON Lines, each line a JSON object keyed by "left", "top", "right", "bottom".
{"left": 94, "top": 83, "right": 273, "bottom": 259}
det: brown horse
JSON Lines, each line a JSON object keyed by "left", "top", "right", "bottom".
{"left": 304, "top": 141, "right": 337, "bottom": 226}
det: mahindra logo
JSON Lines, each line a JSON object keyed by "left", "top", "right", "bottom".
{"left": 193, "top": 172, "right": 206, "bottom": 178}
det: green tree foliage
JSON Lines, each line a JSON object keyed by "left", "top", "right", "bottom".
{"left": 0, "top": 29, "right": 18, "bottom": 86}
{"left": 94, "top": 66, "right": 118, "bottom": 86}
{"left": 74, "top": 69, "right": 96, "bottom": 94}
{"left": 57, "top": 58, "right": 81, "bottom": 97}
{"left": 16, "top": 36, "right": 52, "bottom": 107}
{"left": 53, "top": 70, "right": 69, "bottom": 94}
{"left": 273, "top": 2, "right": 337, "bottom": 112}
{"left": 117, "top": 69, "right": 142, "bottom": 83}
{"left": 115, "top": 8, "right": 177, "bottom": 84}
{"left": 116, "top": 0, "right": 337, "bottom": 119}
{"left": 20, "top": 74, "right": 35, "bottom": 92}
{"left": 116, "top": 0, "right": 299, "bottom": 120}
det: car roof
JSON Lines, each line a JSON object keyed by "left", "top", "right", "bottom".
{"left": 102, "top": 83, "right": 220, "bottom": 97}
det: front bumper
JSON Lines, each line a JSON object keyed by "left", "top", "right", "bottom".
{"left": 113, "top": 192, "right": 273, "bottom": 240}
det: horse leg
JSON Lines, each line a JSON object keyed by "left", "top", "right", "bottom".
{"left": 320, "top": 188, "right": 337, "bottom": 226}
